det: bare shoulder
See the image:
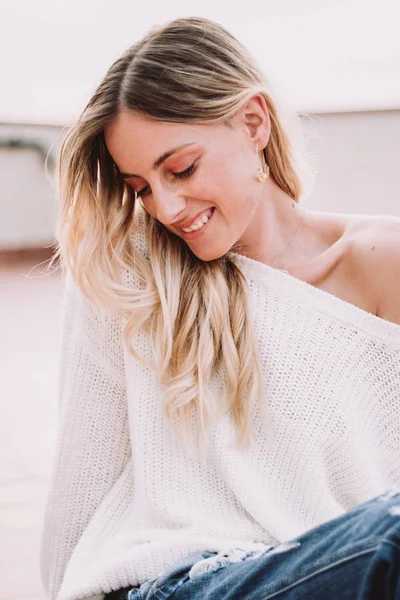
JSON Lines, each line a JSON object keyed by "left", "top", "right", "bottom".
{"left": 345, "top": 214, "right": 400, "bottom": 326}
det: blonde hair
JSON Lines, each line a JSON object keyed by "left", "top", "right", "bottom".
{"left": 53, "top": 16, "right": 310, "bottom": 452}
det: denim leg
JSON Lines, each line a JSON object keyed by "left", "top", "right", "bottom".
{"left": 165, "top": 488, "right": 400, "bottom": 600}
{"left": 102, "top": 554, "right": 208, "bottom": 600}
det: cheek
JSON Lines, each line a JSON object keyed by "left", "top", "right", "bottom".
{"left": 221, "top": 153, "right": 254, "bottom": 194}
{"left": 205, "top": 162, "right": 249, "bottom": 199}
{"left": 200, "top": 173, "right": 257, "bottom": 221}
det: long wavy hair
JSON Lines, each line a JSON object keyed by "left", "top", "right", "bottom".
{"left": 53, "top": 16, "right": 312, "bottom": 452}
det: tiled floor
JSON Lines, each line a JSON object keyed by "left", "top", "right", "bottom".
{"left": 0, "top": 258, "right": 64, "bottom": 599}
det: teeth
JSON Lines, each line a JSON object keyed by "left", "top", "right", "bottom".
{"left": 182, "top": 211, "right": 212, "bottom": 233}
{"left": 182, "top": 219, "right": 204, "bottom": 232}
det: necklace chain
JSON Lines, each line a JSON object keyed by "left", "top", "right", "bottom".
{"left": 269, "top": 208, "right": 306, "bottom": 268}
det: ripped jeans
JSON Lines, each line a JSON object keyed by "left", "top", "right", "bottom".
{"left": 104, "top": 489, "right": 400, "bottom": 599}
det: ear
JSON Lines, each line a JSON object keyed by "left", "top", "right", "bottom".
{"left": 236, "top": 93, "right": 271, "bottom": 149}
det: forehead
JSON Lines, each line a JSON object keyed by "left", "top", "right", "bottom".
{"left": 106, "top": 111, "right": 203, "bottom": 164}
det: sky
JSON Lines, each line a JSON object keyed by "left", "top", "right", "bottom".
{"left": 0, "top": 0, "right": 399, "bottom": 125}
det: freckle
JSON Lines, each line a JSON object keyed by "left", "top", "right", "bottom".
{"left": 371, "top": 246, "right": 376, "bottom": 251}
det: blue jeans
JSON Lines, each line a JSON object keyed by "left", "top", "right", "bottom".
{"left": 104, "top": 489, "right": 400, "bottom": 599}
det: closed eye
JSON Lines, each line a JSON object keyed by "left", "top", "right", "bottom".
{"left": 134, "top": 163, "right": 198, "bottom": 197}
{"left": 173, "top": 163, "right": 197, "bottom": 179}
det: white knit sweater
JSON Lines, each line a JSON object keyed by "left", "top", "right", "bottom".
{"left": 40, "top": 209, "right": 400, "bottom": 600}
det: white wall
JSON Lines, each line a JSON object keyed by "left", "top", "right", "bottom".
{"left": 0, "top": 108, "right": 399, "bottom": 251}
{"left": 303, "top": 109, "right": 400, "bottom": 216}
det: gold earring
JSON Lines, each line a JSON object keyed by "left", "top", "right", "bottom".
{"left": 256, "top": 143, "right": 270, "bottom": 182}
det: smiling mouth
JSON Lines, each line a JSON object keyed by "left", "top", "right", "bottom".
{"left": 180, "top": 208, "right": 215, "bottom": 233}
{"left": 179, "top": 207, "right": 215, "bottom": 239}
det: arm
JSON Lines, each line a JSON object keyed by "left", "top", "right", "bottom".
{"left": 375, "top": 219, "right": 400, "bottom": 326}
{"left": 39, "top": 270, "right": 131, "bottom": 599}
{"left": 366, "top": 216, "right": 400, "bottom": 326}
{"left": 345, "top": 215, "right": 400, "bottom": 326}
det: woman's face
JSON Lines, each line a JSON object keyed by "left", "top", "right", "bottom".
{"left": 104, "top": 100, "right": 269, "bottom": 261}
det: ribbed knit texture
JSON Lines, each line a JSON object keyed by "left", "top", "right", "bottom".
{"left": 40, "top": 208, "right": 400, "bottom": 600}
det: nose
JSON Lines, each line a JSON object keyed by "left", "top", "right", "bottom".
{"left": 151, "top": 184, "right": 187, "bottom": 226}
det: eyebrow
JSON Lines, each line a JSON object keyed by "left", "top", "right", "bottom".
{"left": 120, "top": 142, "right": 196, "bottom": 179}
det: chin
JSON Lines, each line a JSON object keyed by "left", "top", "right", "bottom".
{"left": 187, "top": 243, "right": 230, "bottom": 263}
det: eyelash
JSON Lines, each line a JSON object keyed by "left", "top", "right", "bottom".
{"left": 135, "top": 163, "right": 197, "bottom": 197}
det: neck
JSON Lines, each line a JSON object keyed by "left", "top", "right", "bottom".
{"left": 234, "top": 177, "right": 306, "bottom": 268}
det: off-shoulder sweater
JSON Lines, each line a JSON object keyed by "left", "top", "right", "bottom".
{"left": 40, "top": 209, "right": 400, "bottom": 600}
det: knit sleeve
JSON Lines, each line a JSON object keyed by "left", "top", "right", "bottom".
{"left": 39, "top": 270, "right": 131, "bottom": 600}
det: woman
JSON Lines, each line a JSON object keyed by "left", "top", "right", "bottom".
{"left": 40, "top": 16, "right": 400, "bottom": 600}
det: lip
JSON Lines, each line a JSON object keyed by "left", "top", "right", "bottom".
{"left": 180, "top": 208, "right": 215, "bottom": 240}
